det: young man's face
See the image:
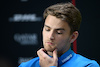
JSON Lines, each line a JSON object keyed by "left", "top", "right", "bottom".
{"left": 42, "top": 15, "right": 73, "bottom": 54}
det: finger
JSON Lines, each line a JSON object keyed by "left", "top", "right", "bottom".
{"left": 37, "top": 48, "right": 49, "bottom": 59}
{"left": 37, "top": 48, "right": 44, "bottom": 58}
{"left": 53, "top": 49, "right": 58, "bottom": 61}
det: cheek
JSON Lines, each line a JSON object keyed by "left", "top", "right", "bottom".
{"left": 56, "top": 35, "right": 68, "bottom": 42}
{"left": 57, "top": 38, "right": 66, "bottom": 45}
{"left": 57, "top": 37, "right": 70, "bottom": 46}
{"left": 56, "top": 39, "right": 69, "bottom": 51}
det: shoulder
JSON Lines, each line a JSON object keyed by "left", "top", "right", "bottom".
{"left": 18, "top": 57, "right": 40, "bottom": 67}
{"left": 73, "top": 54, "right": 99, "bottom": 67}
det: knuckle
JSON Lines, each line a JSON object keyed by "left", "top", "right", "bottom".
{"left": 37, "top": 51, "right": 38, "bottom": 55}
{"left": 37, "top": 50, "right": 39, "bottom": 54}
{"left": 40, "top": 48, "right": 44, "bottom": 51}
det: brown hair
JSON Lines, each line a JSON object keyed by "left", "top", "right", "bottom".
{"left": 43, "top": 2, "right": 82, "bottom": 34}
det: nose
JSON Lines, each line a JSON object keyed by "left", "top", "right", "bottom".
{"left": 49, "top": 30, "right": 55, "bottom": 40}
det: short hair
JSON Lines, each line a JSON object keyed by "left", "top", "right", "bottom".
{"left": 43, "top": 2, "right": 82, "bottom": 34}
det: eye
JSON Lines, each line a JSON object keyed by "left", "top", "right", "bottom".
{"left": 45, "top": 27, "right": 50, "bottom": 31}
{"left": 57, "top": 32, "right": 63, "bottom": 34}
{"left": 57, "top": 31, "right": 63, "bottom": 34}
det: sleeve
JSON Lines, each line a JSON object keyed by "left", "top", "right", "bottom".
{"left": 18, "top": 57, "right": 40, "bottom": 67}
{"left": 85, "top": 60, "right": 100, "bottom": 67}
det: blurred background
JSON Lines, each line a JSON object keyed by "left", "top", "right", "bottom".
{"left": 1, "top": 0, "right": 100, "bottom": 67}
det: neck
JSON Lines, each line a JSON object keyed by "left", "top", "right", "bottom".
{"left": 58, "top": 47, "right": 70, "bottom": 57}
{"left": 47, "top": 51, "right": 53, "bottom": 56}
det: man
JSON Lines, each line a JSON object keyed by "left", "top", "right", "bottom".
{"left": 19, "top": 2, "right": 99, "bottom": 67}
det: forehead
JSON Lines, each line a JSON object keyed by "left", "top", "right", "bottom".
{"left": 45, "top": 15, "right": 71, "bottom": 30}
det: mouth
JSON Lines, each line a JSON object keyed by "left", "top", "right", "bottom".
{"left": 46, "top": 42, "right": 54, "bottom": 45}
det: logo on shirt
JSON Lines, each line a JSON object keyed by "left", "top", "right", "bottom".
{"left": 62, "top": 54, "right": 72, "bottom": 63}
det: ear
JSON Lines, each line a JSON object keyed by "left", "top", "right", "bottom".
{"left": 70, "top": 31, "right": 79, "bottom": 43}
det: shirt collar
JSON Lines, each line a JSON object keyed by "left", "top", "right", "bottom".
{"left": 58, "top": 48, "right": 74, "bottom": 66}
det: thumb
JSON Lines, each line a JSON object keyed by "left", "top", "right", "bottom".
{"left": 53, "top": 49, "right": 58, "bottom": 61}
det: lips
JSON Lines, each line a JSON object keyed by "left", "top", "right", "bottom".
{"left": 46, "top": 42, "right": 54, "bottom": 45}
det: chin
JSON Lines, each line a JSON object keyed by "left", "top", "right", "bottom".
{"left": 43, "top": 44, "right": 56, "bottom": 52}
{"left": 45, "top": 48, "right": 55, "bottom": 52}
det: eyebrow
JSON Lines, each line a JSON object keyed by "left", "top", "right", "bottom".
{"left": 44, "top": 25, "right": 65, "bottom": 31}
{"left": 44, "top": 25, "right": 50, "bottom": 28}
{"left": 56, "top": 28, "right": 65, "bottom": 31}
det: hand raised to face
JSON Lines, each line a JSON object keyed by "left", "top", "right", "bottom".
{"left": 37, "top": 48, "right": 58, "bottom": 67}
